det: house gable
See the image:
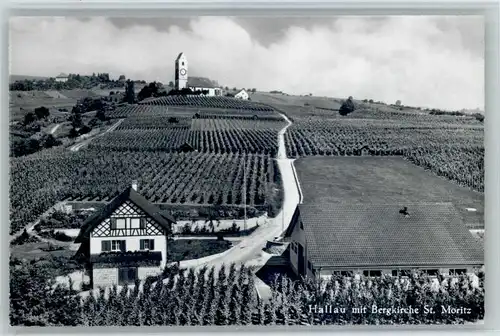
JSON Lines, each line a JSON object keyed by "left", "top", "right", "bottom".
{"left": 75, "top": 186, "right": 174, "bottom": 243}
{"left": 91, "top": 200, "right": 167, "bottom": 238}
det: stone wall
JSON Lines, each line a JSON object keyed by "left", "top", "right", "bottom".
{"left": 93, "top": 267, "right": 118, "bottom": 288}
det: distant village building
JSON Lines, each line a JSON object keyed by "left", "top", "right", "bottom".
{"left": 234, "top": 89, "right": 249, "bottom": 100}
{"left": 74, "top": 182, "right": 176, "bottom": 288}
{"left": 174, "top": 52, "right": 222, "bottom": 96}
{"left": 55, "top": 73, "right": 69, "bottom": 83}
{"left": 284, "top": 203, "right": 484, "bottom": 279}
{"left": 178, "top": 142, "right": 196, "bottom": 153}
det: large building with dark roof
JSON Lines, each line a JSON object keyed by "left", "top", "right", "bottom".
{"left": 284, "top": 202, "right": 484, "bottom": 279}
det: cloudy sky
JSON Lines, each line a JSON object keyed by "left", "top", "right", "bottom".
{"left": 10, "top": 16, "right": 484, "bottom": 110}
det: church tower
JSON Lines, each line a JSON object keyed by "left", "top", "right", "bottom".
{"left": 175, "top": 52, "right": 188, "bottom": 90}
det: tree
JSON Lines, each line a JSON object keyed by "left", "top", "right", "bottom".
{"left": 68, "top": 128, "right": 79, "bottom": 138}
{"left": 168, "top": 81, "right": 174, "bottom": 87}
{"left": 79, "top": 125, "right": 92, "bottom": 135}
{"left": 23, "top": 112, "right": 37, "bottom": 125}
{"left": 395, "top": 100, "right": 402, "bottom": 106}
{"left": 34, "top": 106, "right": 50, "bottom": 120}
{"left": 96, "top": 108, "right": 106, "bottom": 121}
{"left": 339, "top": 96, "right": 355, "bottom": 116}
{"left": 118, "top": 75, "right": 126, "bottom": 81}
{"left": 124, "top": 80, "right": 136, "bottom": 104}
{"left": 137, "top": 82, "right": 166, "bottom": 101}
{"left": 40, "top": 134, "right": 61, "bottom": 149}
{"left": 70, "top": 111, "right": 83, "bottom": 129}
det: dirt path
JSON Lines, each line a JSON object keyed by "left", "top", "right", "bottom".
{"left": 50, "top": 123, "right": 61, "bottom": 135}
{"left": 69, "top": 118, "right": 124, "bottom": 152}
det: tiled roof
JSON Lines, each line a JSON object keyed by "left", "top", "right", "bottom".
{"left": 176, "top": 52, "right": 185, "bottom": 61}
{"left": 75, "top": 186, "right": 175, "bottom": 243}
{"left": 297, "top": 202, "right": 484, "bottom": 268}
{"left": 188, "top": 77, "right": 218, "bottom": 89}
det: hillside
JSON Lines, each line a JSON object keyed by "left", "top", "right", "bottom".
{"left": 9, "top": 74, "right": 49, "bottom": 83}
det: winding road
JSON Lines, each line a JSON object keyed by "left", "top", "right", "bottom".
{"left": 169, "top": 112, "right": 302, "bottom": 275}
{"left": 69, "top": 119, "right": 124, "bottom": 152}
{"left": 50, "top": 124, "right": 61, "bottom": 135}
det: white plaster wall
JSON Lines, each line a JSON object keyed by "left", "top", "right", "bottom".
{"left": 90, "top": 235, "right": 168, "bottom": 269}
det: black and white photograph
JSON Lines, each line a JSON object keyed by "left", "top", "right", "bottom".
{"left": 9, "top": 15, "right": 485, "bottom": 326}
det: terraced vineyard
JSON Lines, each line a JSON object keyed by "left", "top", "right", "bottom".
{"left": 106, "top": 105, "right": 195, "bottom": 119}
{"left": 107, "top": 104, "right": 282, "bottom": 120}
{"left": 88, "top": 128, "right": 280, "bottom": 156}
{"left": 282, "top": 109, "right": 484, "bottom": 192}
{"left": 117, "top": 115, "right": 192, "bottom": 130}
{"left": 140, "top": 95, "right": 273, "bottom": 111}
{"left": 9, "top": 149, "right": 282, "bottom": 234}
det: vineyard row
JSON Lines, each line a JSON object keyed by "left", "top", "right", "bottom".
{"left": 139, "top": 95, "right": 274, "bottom": 112}
{"left": 9, "top": 150, "right": 282, "bottom": 235}
{"left": 88, "top": 129, "right": 280, "bottom": 156}
{"left": 12, "top": 262, "right": 484, "bottom": 326}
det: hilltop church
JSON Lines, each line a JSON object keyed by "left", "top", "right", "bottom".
{"left": 175, "top": 52, "right": 222, "bottom": 96}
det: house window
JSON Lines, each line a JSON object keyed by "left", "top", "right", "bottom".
{"left": 101, "top": 240, "right": 111, "bottom": 252}
{"left": 449, "top": 269, "right": 467, "bottom": 276}
{"left": 101, "top": 240, "right": 125, "bottom": 252}
{"left": 111, "top": 240, "right": 126, "bottom": 252}
{"left": 111, "top": 218, "right": 126, "bottom": 229}
{"left": 423, "top": 269, "right": 439, "bottom": 276}
{"left": 363, "top": 270, "right": 382, "bottom": 277}
{"left": 130, "top": 218, "right": 146, "bottom": 229}
{"left": 300, "top": 221, "right": 304, "bottom": 230}
{"left": 140, "top": 239, "right": 155, "bottom": 250}
{"left": 392, "top": 270, "right": 411, "bottom": 277}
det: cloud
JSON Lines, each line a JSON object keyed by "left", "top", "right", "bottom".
{"left": 9, "top": 16, "right": 484, "bottom": 110}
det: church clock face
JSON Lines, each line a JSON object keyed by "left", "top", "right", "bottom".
{"left": 180, "top": 68, "right": 186, "bottom": 76}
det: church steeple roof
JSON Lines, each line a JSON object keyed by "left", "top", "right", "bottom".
{"left": 176, "top": 52, "right": 185, "bottom": 61}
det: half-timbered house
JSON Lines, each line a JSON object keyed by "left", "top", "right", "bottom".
{"left": 75, "top": 182, "right": 175, "bottom": 288}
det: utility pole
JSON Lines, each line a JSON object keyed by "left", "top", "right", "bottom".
{"left": 243, "top": 153, "right": 247, "bottom": 231}
{"left": 282, "top": 205, "right": 284, "bottom": 231}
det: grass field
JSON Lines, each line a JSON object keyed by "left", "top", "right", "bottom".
{"left": 10, "top": 240, "right": 74, "bottom": 261}
{"left": 252, "top": 92, "right": 343, "bottom": 111}
{"left": 293, "top": 156, "right": 483, "bottom": 225}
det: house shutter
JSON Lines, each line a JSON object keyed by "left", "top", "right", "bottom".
{"left": 150, "top": 239, "right": 155, "bottom": 250}
{"left": 140, "top": 239, "right": 145, "bottom": 250}
{"left": 140, "top": 218, "right": 146, "bottom": 229}
{"left": 120, "top": 240, "right": 126, "bottom": 252}
{"left": 110, "top": 218, "right": 117, "bottom": 229}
